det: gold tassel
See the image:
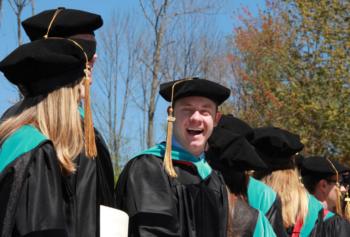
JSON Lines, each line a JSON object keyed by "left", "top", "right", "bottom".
{"left": 162, "top": 78, "right": 193, "bottom": 178}
{"left": 325, "top": 157, "right": 343, "bottom": 216}
{"left": 163, "top": 106, "right": 177, "bottom": 178}
{"left": 42, "top": 9, "right": 98, "bottom": 158}
{"left": 344, "top": 188, "right": 350, "bottom": 221}
{"left": 64, "top": 38, "right": 97, "bottom": 158}
{"left": 84, "top": 69, "right": 97, "bottom": 158}
{"left": 334, "top": 183, "right": 343, "bottom": 216}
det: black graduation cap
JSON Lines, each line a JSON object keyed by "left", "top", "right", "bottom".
{"left": 22, "top": 7, "right": 103, "bottom": 59}
{"left": 301, "top": 156, "right": 350, "bottom": 216}
{"left": 159, "top": 77, "right": 231, "bottom": 106}
{"left": 0, "top": 37, "right": 98, "bottom": 158}
{"left": 216, "top": 114, "right": 254, "bottom": 141}
{"left": 207, "top": 126, "right": 267, "bottom": 171}
{"left": 251, "top": 126, "right": 304, "bottom": 171}
{"left": 300, "top": 156, "right": 350, "bottom": 178}
{"left": 0, "top": 38, "right": 87, "bottom": 97}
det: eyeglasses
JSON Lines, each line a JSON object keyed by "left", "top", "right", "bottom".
{"left": 326, "top": 178, "right": 344, "bottom": 186}
{"left": 326, "top": 179, "right": 337, "bottom": 183}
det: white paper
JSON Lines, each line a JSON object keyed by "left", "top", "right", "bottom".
{"left": 100, "top": 205, "right": 129, "bottom": 237}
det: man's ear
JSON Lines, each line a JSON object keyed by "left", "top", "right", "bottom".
{"left": 89, "top": 53, "right": 98, "bottom": 69}
{"left": 214, "top": 111, "right": 222, "bottom": 127}
{"left": 319, "top": 179, "right": 328, "bottom": 191}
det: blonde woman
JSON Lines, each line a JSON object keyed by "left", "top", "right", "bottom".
{"left": 0, "top": 38, "right": 113, "bottom": 237}
{"left": 252, "top": 127, "right": 350, "bottom": 237}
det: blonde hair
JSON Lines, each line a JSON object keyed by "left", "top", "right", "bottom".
{"left": 261, "top": 169, "right": 309, "bottom": 228}
{"left": 0, "top": 83, "right": 84, "bottom": 174}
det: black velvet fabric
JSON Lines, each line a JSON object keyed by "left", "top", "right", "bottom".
{"left": 115, "top": 155, "right": 228, "bottom": 237}
{"left": 22, "top": 7, "right": 102, "bottom": 60}
{"left": 207, "top": 127, "right": 267, "bottom": 171}
{"left": 0, "top": 38, "right": 86, "bottom": 97}
{"left": 22, "top": 8, "right": 103, "bottom": 40}
{"left": 216, "top": 114, "right": 254, "bottom": 141}
{"left": 300, "top": 156, "right": 349, "bottom": 177}
{"left": 251, "top": 127, "right": 304, "bottom": 171}
{"left": 159, "top": 77, "right": 231, "bottom": 105}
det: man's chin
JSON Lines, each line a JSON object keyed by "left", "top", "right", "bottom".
{"left": 186, "top": 142, "right": 205, "bottom": 156}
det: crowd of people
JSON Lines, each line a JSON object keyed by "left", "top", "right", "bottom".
{"left": 0, "top": 6, "right": 349, "bottom": 237}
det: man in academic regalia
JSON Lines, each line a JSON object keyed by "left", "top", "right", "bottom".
{"left": 115, "top": 77, "right": 230, "bottom": 237}
{"left": 300, "top": 156, "right": 349, "bottom": 215}
{"left": 0, "top": 8, "right": 115, "bottom": 237}
{"left": 206, "top": 115, "right": 287, "bottom": 237}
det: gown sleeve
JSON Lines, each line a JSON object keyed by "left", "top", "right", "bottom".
{"left": 115, "top": 155, "right": 180, "bottom": 237}
{"left": 253, "top": 211, "right": 277, "bottom": 237}
{"left": 95, "top": 129, "right": 115, "bottom": 207}
{"left": 13, "top": 143, "right": 68, "bottom": 237}
{"left": 265, "top": 195, "right": 288, "bottom": 237}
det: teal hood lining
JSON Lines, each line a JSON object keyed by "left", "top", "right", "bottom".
{"left": 137, "top": 143, "right": 212, "bottom": 180}
{"left": 0, "top": 125, "right": 48, "bottom": 172}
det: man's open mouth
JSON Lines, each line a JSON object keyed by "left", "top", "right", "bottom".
{"left": 186, "top": 128, "right": 203, "bottom": 135}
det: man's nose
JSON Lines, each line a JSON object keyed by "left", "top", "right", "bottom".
{"left": 190, "top": 111, "right": 202, "bottom": 122}
{"left": 340, "top": 185, "right": 347, "bottom": 193}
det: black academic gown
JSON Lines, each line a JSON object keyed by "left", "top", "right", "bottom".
{"left": 310, "top": 214, "right": 350, "bottom": 237}
{"left": 0, "top": 141, "right": 69, "bottom": 237}
{"left": 115, "top": 154, "right": 228, "bottom": 237}
{"left": 0, "top": 138, "right": 114, "bottom": 237}
{"left": 63, "top": 130, "right": 115, "bottom": 237}
{"left": 0, "top": 102, "right": 115, "bottom": 208}
{"left": 265, "top": 196, "right": 287, "bottom": 237}
{"left": 285, "top": 194, "right": 350, "bottom": 237}
{"left": 0, "top": 105, "right": 115, "bottom": 237}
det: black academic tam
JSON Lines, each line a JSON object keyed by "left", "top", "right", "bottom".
{"left": 0, "top": 38, "right": 86, "bottom": 97}
{"left": 159, "top": 77, "right": 231, "bottom": 105}
{"left": 300, "top": 156, "right": 350, "bottom": 177}
{"left": 22, "top": 7, "right": 103, "bottom": 40}
{"left": 22, "top": 7, "right": 103, "bottom": 60}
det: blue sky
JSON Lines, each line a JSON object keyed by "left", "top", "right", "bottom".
{"left": 0, "top": 0, "right": 264, "bottom": 159}
{"left": 0, "top": 0, "right": 264, "bottom": 111}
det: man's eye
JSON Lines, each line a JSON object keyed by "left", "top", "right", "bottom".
{"left": 201, "top": 110, "right": 211, "bottom": 116}
{"left": 182, "top": 108, "right": 192, "bottom": 113}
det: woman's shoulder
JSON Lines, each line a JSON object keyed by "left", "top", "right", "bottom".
{"left": 0, "top": 125, "right": 52, "bottom": 173}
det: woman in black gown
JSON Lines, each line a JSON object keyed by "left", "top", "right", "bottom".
{"left": 0, "top": 37, "right": 114, "bottom": 237}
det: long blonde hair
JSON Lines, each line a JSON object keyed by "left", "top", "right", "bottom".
{"left": 0, "top": 83, "right": 84, "bottom": 174}
{"left": 261, "top": 169, "right": 309, "bottom": 228}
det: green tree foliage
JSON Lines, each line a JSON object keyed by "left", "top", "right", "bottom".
{"left": 228, "top": 0, "right": 350, "bottom": 162}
